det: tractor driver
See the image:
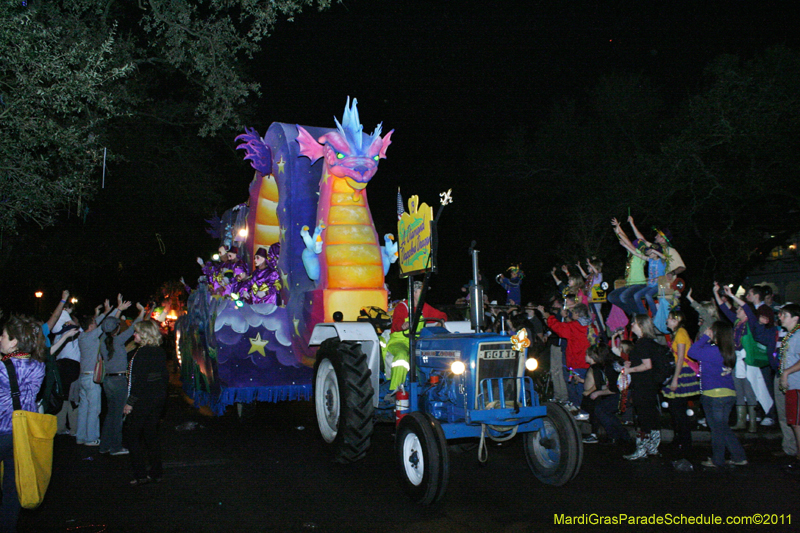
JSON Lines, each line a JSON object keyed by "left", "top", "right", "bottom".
{"left": 391, "top": 281, "right": 447, "bottom": 333}
{"left": 385, "top": 281, "right": 448, "bottom": 390}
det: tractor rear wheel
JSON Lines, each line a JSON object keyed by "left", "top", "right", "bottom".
{"left": 523, "top": 401, "right": 582, "bottom": 485}
{"left": 313, "top": 339, "right": 374, "bottom": 463}
{"left": 396, "top": 412, "right": 450, "bottom": 505}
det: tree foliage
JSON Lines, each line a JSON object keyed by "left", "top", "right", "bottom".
{"left": 658, "top": 47, "right": 800, "bottom": 281}
{"left": 0, "top": 0, "right": 331, "bottom": 236}
{"left": 0, "top": 4, "right": 134, "bottom": 233}
{"left": 500, "top": 48, "right": 800, "bottom": 295}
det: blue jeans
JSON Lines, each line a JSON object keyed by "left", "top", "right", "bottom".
{"left": 1, "top": 433, "right": 20, "bottom": 533}
{"left": 593, "top": 393, "right": 631, "bottom": 442}
{"left": 567, "top": 368, "right": 587, "bottom": 407}
{"left": 607, "top": 284, "right": 646, "bottom": 316}
{"left": 701, "top": 395, "right": 747, "bottom": 466}
{"left": 76, "top": 374, "right": 102, "bottom": 443}
{"left": 100, "top": 375, "right": 128, "bottom": 453}
{"left": 633, "top": 284, "right": 659, "bottom": 316}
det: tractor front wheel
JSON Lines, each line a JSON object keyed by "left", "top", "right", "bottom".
{"left": 523, "top": 401, "right": 582, "bottom": 486}
{"left": 396, "top": 412, "right": 450, "bottom": 505}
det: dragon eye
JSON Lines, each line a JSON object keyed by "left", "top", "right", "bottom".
{"left": 336, "top": 152, "right": 345, "bottom": 160}
{"left": 373, "top": 155, "right": 380, "bottom": 161}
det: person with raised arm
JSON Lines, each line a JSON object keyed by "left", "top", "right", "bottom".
{"left": 715, "top": 283, "right": 772, "bottom": 433}
{"left": 686, "top": 287, "right": 720, "bottom": 341}
{"left": 627, "top": 216, "right": 686, "bottom": 283}
{"left": 606, "top": 218, "right": 648, "bottom": 316}
{"left": 74, "top": 299, "right": 113, "bottom": 446}
{"left": 538, "top": 303, "right": 593, "bottom": 416}
{"left": 98, "top": 296, "right": 147, "bottom": 456}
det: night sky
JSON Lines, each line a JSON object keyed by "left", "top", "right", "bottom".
{"left": 228, "top": 0, "right": 797, "bottom": 304}
{"left": 6, "top": 1, "right": 798, "bottom": 314}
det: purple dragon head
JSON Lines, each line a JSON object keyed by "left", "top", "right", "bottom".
{"left": 296, "top": 97, "right": 393, "bottom": 191}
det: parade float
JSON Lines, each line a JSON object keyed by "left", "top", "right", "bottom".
{"left": 179, "top": 98, "right": 397, "bottom": 414}
{"left": 179, "top": 100, "right": 582, "bottom": 505}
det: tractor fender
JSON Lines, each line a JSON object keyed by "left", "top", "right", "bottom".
{"left": 309, "top": 322, "right": 382, "bottom": 407}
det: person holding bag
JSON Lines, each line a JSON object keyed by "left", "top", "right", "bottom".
{"left": 1, "top": 315, "right": 47, "bottom": 533}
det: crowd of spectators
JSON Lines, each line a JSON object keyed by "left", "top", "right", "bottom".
{"left": 1, "top": 292, "right": 171, "bottom": 531}
{"left": 454, "top": 215, "right": 800, "bottom": 471}
{"left": 4, "top": 217, "right": 800, "bottom": 531}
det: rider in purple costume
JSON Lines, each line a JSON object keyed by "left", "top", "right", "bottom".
{"left": 249, "top": 244, "right": 282, "bottom": 304}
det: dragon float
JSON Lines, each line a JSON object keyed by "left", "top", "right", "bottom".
{"left": 179, "top": 99, "right": 397, "bottom": 414}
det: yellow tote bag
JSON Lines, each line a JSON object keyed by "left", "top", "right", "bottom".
{"left": 4, "top": 359, "right": 57, "bottom": 509}
{"left": 13, "top": 410, "right": 57, "bottom": 509}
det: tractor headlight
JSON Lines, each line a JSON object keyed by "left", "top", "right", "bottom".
{"left": 525, "top": 358, "right": 538, "bottom": 371}
{"left": 450, "top": 360, "right": 466, "bottom": 375}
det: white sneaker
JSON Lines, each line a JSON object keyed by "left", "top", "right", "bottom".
{"left": 110, "top": 448, "right": 129, "bottom": 456}
{"left": 84, "top": 440, "right": 101, "bottom": 446}
{"left": 760, "top": 417, "right": 775, "bottom": 427}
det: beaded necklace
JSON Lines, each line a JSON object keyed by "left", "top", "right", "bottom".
{"left": 126, "top": 347, "right": 140, "bottom": 398}
{"left": 733, "top": 318, "right": 747, "bottom": 349}
{"left": 1, "top": 352, "right": 31, "bottom": 362}
{"left": 618, "top": 368, "right": 629, "bottom": 412}
{"left": 778, "top": 324, "right": 800, "bottom": 376}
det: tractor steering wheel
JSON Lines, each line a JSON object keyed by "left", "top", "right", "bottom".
{"left": 422, "top": 317, "right": 446, "bottom": 328}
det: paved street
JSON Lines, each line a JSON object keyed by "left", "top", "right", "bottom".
{"left": 16, "top": 390, "right": 800, "bottom": 533}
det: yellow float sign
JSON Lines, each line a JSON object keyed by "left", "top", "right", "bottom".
{"left": 398, "top": 195, "right": 434, "bottom": 277}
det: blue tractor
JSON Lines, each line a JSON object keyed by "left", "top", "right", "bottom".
{"left": 309, "top": 245, "right": 583, "bottom": 504}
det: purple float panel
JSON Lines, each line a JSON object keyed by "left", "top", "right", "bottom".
{"left": 182, "top": 124, "right": 337, "bottom": 413}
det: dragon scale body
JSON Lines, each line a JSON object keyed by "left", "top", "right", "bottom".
{"left": 252, "top": 173, "right": 280, "bottom": 260}
{"left": 296, "top": 99, "right": 393, "bottom": 323}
